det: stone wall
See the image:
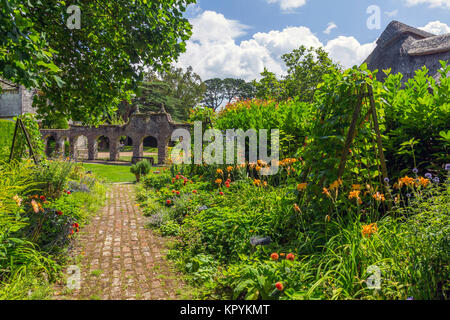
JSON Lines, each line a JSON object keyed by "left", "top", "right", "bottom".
{"left": 40, "top": 112, "right": 191, "bottom": 165}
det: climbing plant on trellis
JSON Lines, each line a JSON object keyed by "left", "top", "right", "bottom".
{"left": 296, "top": 64, "right": 389, "bottom": 197}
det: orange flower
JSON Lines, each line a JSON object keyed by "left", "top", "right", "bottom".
{"left": 297, "top": 183, "right": 307, "bottom": 191}
{"left": 227, "top": 166, "right": 234, "bottom": 172}
{"left": 322, "top": 188, "right": 331, "bottom": 197}
{"left": 329, "top": 179, "right": 343, "bottom": 190}
{"left": 293, "top": 203, "right": 301, "bottom": 213}
{"left": 270, "top": 253, "right": 279, "bottom": 261}
{"left": 362, "top": 223, "right": 378, "bottom": 237}
{"left": 417, "top": 177, "right": 430, "bottom": 187}
{"left": 348, "top": 190, "right": 361, "bottom": 200}
{"left": 352, "top": 184, "right": 362, "bottom": 190}
{"left": 31, "top": 200, "right": 39, "bottom": 213}
{"left": 398, "top": 176, "right": 415, "bottom": 188}
{"left": 217, "top": 169, "right": 223, "bottom": 175}
{"left": 215, "top": 178, "right": 222, "bottom": 185}
{"left": 286, "top": 253, "right": 295, "bottom": 261}
{"left": 372, "top": 192, "right": 386, "bottom": 202}
{"left": 253, "top": 179, "right": 261, "bottom": 186}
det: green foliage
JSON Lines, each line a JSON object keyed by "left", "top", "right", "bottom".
{"left": 0, "top": 0, "right": 61, "bottom": 90}
{"left": 253, "top": 46, "right": 338, "bottom": 102}
{"left": 134, "top": 66, "right": 206, "bottom": 122}
{"left": 12, "top": 0, "right": 196, "bottom": 125}
{"left": 130, "top": 160, "right": 152, "bottom": 181}
{"left": 380, "top": 61, "right": 450, "bottom": 175}
{"left": 202, "top": 78, "right": 256, "bottom": 110}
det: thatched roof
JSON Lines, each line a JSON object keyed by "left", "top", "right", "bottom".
{"left": 364, "top": 20, "right": 450, "bottom": 82}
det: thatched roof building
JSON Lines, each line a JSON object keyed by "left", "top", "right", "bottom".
{"left": 364, "top": 20, "right": 450, "bottom": 82}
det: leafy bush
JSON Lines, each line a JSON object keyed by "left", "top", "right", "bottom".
{"left": 130, "top": 160, "right": 152, "bottom": 181}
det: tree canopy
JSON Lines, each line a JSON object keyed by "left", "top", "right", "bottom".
{"left": 1, "top": 0, "right": 196, "bottom": 124}
{"left": 203, "top": 78, "right": 255, "bottom": 110}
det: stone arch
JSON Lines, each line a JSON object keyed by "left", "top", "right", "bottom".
{"left": 95, "top": 135, "right": 111, "bottom": 161}
{"left": 118, "top": 135, "right": 133, "bottom": 161}
{"left": 44, "top": 135, "right": 57, "bottom": 157}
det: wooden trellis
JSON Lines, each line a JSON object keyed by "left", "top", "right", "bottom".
{"left": 9, "top": 118, "right": 38, "bottom": 165}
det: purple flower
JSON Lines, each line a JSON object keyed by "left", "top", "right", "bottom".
{"left": 406, "top": 193, "right": 411, "bottom": 198}
{"left": 445, "top": 164, "right": 450, "bottom": 171}
{"left": 407, "top": 297, "right": 414, "bottom": 300}
{"left": 433, "top": 177, "right": 440, "bottom": 183}
{"left": 412, "top": 168, "right": 419, "bottom": 174}
{"left": 425, "top": 173, "right": 432, "bottom": 179}
{"left": 384, "top": 177, "right": 390, "bottom": 183}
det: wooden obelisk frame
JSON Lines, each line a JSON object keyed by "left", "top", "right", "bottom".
{"left": 336, "top": 84, "right": 389, "bottom": 192}
{"left": 9, "top": 118, "right": 38, "bottom": 165}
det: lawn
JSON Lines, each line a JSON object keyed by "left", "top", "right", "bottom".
{"left": 80, "top": 163, "right": 138, "bottom": 183}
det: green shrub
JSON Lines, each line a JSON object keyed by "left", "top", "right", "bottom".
{"left": 130, "top": 160, "right": 152, "bottom": 181}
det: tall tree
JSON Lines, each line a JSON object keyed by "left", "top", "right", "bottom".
{"left": 203, "top": 78, "right": 255, "bottom": 110}
{"left": 8, "top": 0, "right": 196, "bottom": 124}
{"left": 132, "top": 66, "right": 206, "bottom": 122}
{"left": 254, "top": 46, "right": 338, "bottom": 102}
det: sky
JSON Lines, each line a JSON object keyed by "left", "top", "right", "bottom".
{"left": 175, "top": 0, "right": 450, "bottom": 81}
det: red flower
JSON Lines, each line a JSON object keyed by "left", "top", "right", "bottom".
{"left": 70, "top": 230, "right": 74, "bottom": 235}
{"left": 166, "top": 200, "right": 172, "bottom": 205}
{"left": 172, "top": 190, "right": 176, "bottom": 193}
{"left": 193, "top": 190, "right": 198, "bottom": 194}
{"left": 175, "top": 175, "right": 180, "bottom": 180}
{"left": 56, "top": 211, "right": 63, "bottom": 216}
{"left": 270, "top": 253, "right": 279, "bottom": 261}
{"left": 72, "top": 223, "right": 79, "bottom": 228}
{"left": 286, "top": 253, "right": 295, "bottom": 261}
{"left": 40, "top": 195, "right": 46, "bottom": 201}
{"left": 176, "top": 191, "right": 180, "bottom": 195}
{"left": 172, "top": 178, "right": 176, "bottom": 183}
{"left": 67, "top": 191, "right": 71, "bottom": 195}
{"left": 225, "top": 183, "right": 230, "bottom": 188}
{"left": 75, "top": 228, "right": 80, "bottom": 233}
{"left": 275, "top": 282, "right": 284, "bottom": 291}
{"left": 219, "top": 192, "right": 224, "bottom": 196}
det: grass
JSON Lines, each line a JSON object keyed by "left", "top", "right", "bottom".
{"left": 79, "top": 162, "right": 159, "bottom": 183}
{"left": 79, "top": 163, "right": 136, "bottom": 183}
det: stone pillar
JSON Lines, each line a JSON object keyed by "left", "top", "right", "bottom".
{"left": 69, "top": 136, "right": 77, "bottom": 159}
{"left": 55, "top": 136, "right": 66, "bottom": 156}
{"left": 132, "top": 136, "right": 144, "bottom": 163}
{"left": 109, "top": 136, "right": 120, "bottom": 161}
{"left": 87, "top": 136, "right": 98, "bottom": 160}
{"left": 157, "top": 137, "right": 168, "bottom": 165}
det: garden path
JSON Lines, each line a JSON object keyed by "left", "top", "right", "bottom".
{"left": 54, "top": 184, "right": 188, "bottom": 300}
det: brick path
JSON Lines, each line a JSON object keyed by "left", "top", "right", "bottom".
{"left": 56, "top": 184, "right": 188, "bottom": 300}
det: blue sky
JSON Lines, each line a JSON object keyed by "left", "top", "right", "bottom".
{"left": 177, "top": 0, "right": 450, "bottom": 81}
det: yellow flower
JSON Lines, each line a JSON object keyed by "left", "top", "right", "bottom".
{"left": 362, "top": 223, "right": 378, "bottom": 237}
{"left": 297, "top": 183, "right": 307, "bottom": 191}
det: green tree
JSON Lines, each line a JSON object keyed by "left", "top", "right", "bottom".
{"left": 19, "top": 0, "right": 195, "bottom": 124}
{"left": 133, "top": 66, "right": 205, "bottom": 122}
{"left": 253, "top": 46, "right": 337, "bottom": 102}
{"left": 203, "top": 78, "right": 255, "bottom": 110}
{"left": 0, "top": 0, "right": 61, "bottom": 91}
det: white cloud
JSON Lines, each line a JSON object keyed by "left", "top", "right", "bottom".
{"left": 325, "top": 37, "right": 377, "bottom": 70}
{"left": 323, "top": 22, "right": 337, "bottom": 35}
{"left": 176, "top": 10, "right": 377, "bottom": 81}
{"left": 419, "top": 20, "right": 450, "bottom": 34}
{"left": 403, "top": 0, "right": 450, "bottom": 9}
{"left": 385, "top": 9, "right": 399, "bottom": 17}
{"left": 266, "top": 0, "right": 307, "bottom": 11}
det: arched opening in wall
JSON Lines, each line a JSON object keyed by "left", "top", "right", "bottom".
{"left": 96, "top": 135, "right": 110, "bottom": 160}
{"left": 61, "top": 136, "right": 70, "bottom": 157}
{"left": 45, "top": 136, "right": 56, "bottom": 157}
{"left": 118, "top": 135, "right": 133, "bottom": 162}
{"left": 72, "top": 135, "right": 88, "bottom": 160}
{"left": 142, "top": 136, "right": 158, "bottom": 164}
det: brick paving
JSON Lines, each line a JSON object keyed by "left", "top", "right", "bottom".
{"left": 56, "top": 183, "right": 187, "bottom": 300}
